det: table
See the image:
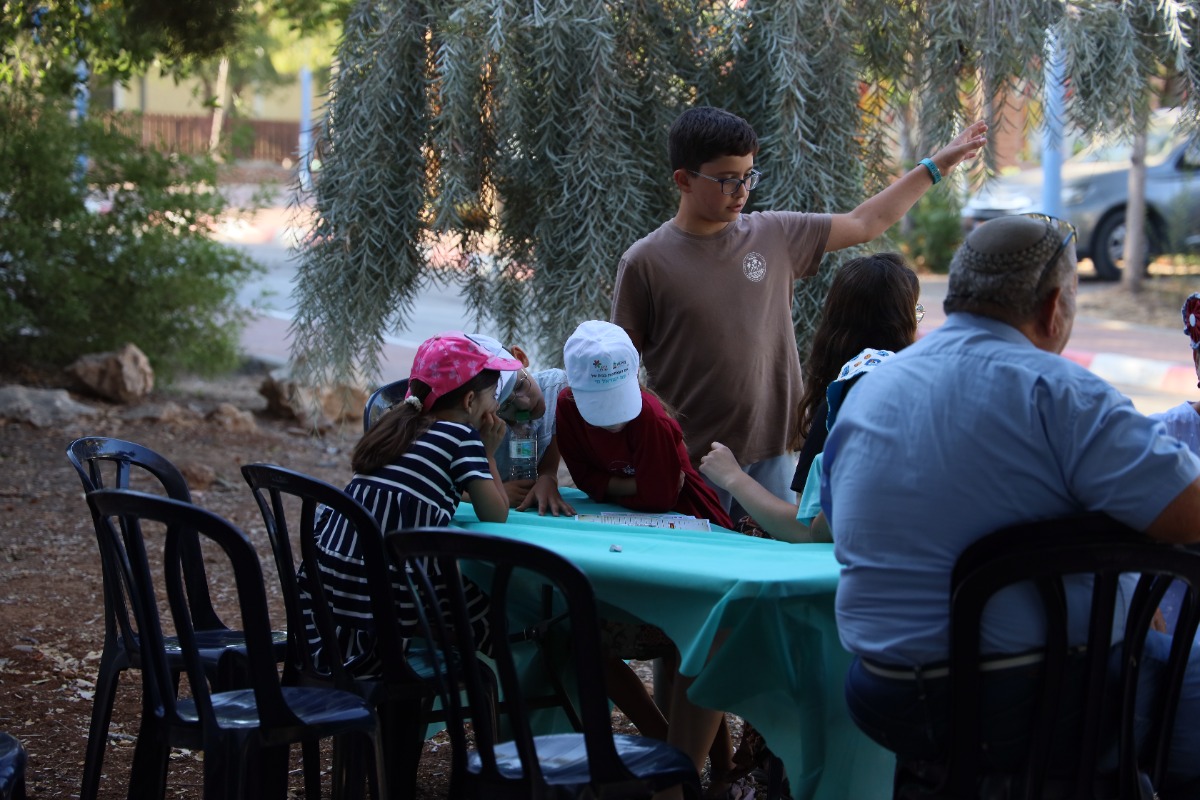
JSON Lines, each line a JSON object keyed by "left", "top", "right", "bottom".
{"left": 453, "top": 488, "right": 894, "bottom": 800}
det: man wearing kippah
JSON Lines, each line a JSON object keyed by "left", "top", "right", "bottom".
{"left": 822, "top": 213, "right": 1200, "bottom": 792}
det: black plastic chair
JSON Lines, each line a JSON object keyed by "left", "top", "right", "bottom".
{"left": 242, "top": 462, "right": 497, "bottom": 799}
{"left": 65, "top": 436, "right": 288, "bottom": 800}
{"left": 384, "top": 526, "right": 702, "bottom": 799}
{"left": 893, "top": 513, "right": 1200, "bottom": 800}
{"left": 362, "top": 378, "right": 408, "bottom": 433}
{"left": 0, "top": 732, "right": 27, "bottom": 800}
{"left": 85, "top": 487, "right": 387, "bottom": 800}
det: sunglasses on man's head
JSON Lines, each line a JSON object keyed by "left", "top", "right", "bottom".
{"left": 1020, "top": 212, "right": 1077, "bottom": 289}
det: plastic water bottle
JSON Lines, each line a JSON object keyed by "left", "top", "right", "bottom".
{"left": 507, "top": 421, "right": 538, "bottom": 480}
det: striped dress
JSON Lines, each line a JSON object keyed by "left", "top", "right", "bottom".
{"left": 298, "top": 420, "right": 494, "bottom": 677}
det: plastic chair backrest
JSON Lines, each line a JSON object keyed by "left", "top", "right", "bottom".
{"left": 384, "top": 527, "right": 633, "bottom": 795}
{"left": 363, "top": 379, "right": 409, "bottom": 433}
{"left": 65, "top": 437, "right": 226, "bottom": 635}
{"left": 240, "top": 463, "right": 422, "bottom": 688}
{"left": 85, "top": 489, "right": 303, "bottom": 737}
{"left": 944, "top": 513, "right": 1200, "bottom": 799}
{"left": 0, "top": 731, "right": 27, "bottom": 800}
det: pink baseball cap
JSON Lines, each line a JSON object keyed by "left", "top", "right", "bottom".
{"left": 407, "top": 331, "right": 523, "bottom": 409}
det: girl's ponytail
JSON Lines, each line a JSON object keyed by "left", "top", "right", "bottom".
{"left": 351, "top": 379, "right": 434, "bottom": 473}
{"left": 350, "top": 369, "right": 501, "bottom": 474}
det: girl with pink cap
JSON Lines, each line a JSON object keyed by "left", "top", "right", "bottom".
{"left": 299, "top": 331, "right": 522, "bottom": 674}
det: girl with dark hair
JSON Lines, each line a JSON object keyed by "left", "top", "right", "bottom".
{"left": 299, "top": 332, "right": 522, "bottom": 676}
{"left": 700, "top": 252, "right": 921, "bottom": 542}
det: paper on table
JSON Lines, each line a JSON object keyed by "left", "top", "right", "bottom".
{"left": 573, "top": 512, "right": 712, "bottom": 532}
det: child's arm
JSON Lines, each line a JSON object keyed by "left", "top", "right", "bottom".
{"left": 809, "top": 511, "right": 832, "bottom": 543}
{"left": 556, "top": 398, "right": 622, "bottom": 503}
{"left": 605, "top": 476, "right": 639, "bottom": 498}
{"left": 557, "top": 442, "right": 610, "bottom": 503}
{"left": 700, "top": 442, "right": 819, "bottom": 543}
{"left": 516, "top": 435, "right": 578, "bottom": 516}
{"left": 467, "top": 412, "right": 510, "bottom": 523}
{"left": 617, "top": 412, "right": 686, "bottom": 512}
{"left": 465, "top": 470, "right": 510, "bottom": 522}
{"left": 826, "top": 121, "right": 987, "bottom": 252}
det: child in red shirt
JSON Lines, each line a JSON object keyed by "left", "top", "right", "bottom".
{"left": 556, "top": 320, "right": 733, "bottom": 529}
{"left": 556, "top": 319, "right": 735, "bottom": 785}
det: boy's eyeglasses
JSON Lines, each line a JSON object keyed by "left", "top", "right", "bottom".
{"left": 687, "top": 168, "right": 763, "bottom": 195}
{"left": 915, "top": 303, "right": 925, "bottom": 324}
{"left": 1021, "top": 212, "right": 1077, "bottom": 289}
{"left": 498, "top": 371, "right": 532, "bottom": 419}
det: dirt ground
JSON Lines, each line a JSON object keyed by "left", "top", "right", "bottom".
{"left": 0, "top": 368, "right": 702, "bottom": 798}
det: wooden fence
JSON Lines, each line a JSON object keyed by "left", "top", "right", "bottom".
{"left": 102, "top": 112, "right": 301, "bottom": 164}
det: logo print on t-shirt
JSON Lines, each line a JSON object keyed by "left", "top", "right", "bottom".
{"left": 743, "top": 251, "right": 766, "bottom": 282}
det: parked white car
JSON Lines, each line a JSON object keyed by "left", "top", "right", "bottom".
{"left": 961, "top": 111, "right": 1200, "bottom": 280}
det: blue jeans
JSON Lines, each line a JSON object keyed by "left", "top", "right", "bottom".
{"left": 845, "top": 632, "right": 1200, "bottom": 793}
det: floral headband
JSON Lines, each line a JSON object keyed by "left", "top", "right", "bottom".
{"left": 1184, "top": 293, "right": 1200, "bottom": 351}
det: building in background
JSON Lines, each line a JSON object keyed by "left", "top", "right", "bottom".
{"left": 94, "top": 65, "right": 325, "bottom": 168}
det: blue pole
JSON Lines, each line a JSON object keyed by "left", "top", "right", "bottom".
{"left": 1041, "top": 32, "right": 1065, "bottom": 218}
{"left": 73, "top": 3, "right": 92, "bottom": 185}
{"left": 298, "top": 65, "right": 313, "bottom": 191}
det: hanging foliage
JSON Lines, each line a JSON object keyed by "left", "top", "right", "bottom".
{"left": 290, "top": 0, "right": 1200, "bottom": 387}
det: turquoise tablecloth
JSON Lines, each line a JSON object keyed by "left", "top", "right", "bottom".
{"left": 453, "top": 488, "right": 893, "bottom": 800}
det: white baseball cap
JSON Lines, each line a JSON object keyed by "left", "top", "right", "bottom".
{"left": 464, "top": 332, "right": 520, "bottom": 403}
{"left": 563, "top": 321, "right": 642, "bottom": 427}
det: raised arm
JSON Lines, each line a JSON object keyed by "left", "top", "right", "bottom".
{"left": 825, "top": 120, "right": 988, "bottom": 253}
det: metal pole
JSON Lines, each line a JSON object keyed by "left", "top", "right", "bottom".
{"left": 1040, "top": 31, "right": 1066, "bottom": 218}
{"left": 298, "top": 65, "right": 313, "bottom": 191}
{"left": 73, "top": 3, "right": 92, "bottom": 185}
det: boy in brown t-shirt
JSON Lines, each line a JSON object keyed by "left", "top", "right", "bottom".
{"left": 611, "top": 106, "right": 985, "bottom": 517}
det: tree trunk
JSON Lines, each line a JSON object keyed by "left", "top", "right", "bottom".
{"left": 1122, "top": 110, "right": 1148, "bottom": 294}
{"left": 209, "top": 58, "right": 230, "bottom": 157}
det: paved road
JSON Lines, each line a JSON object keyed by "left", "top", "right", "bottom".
{"left": 223, "top": 202, "right": 1195, "bottom": 416}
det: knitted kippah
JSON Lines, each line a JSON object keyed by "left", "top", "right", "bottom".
{"left": 949, "top": 216, "right": 1059, "bottom": 277}
{"left": 1182, "top": 293, "right": 1200, "bottom": 351}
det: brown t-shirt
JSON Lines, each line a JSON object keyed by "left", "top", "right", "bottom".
{"left": 610, "top": 211, "right": 831, "bottom": 465}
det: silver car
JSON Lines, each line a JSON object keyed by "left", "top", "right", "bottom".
{"left": 961, "top": 112, "right": 1200, "bottom": 280}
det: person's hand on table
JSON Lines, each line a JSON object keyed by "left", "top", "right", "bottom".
{"left": 698, "top": 442, "right": 742, "bottom": 490}
{"left": 516, "top": 475, "right": 577, "bottom": 516}
{"left": 503, "top": 479, "right": 536, "bottom": 506}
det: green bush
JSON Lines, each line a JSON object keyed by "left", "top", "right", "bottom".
{"left": 899, "top": 182, "right": 964, "bottom": 274}
{"left": 0, "top": 88, "right": 262, "bottom": 380}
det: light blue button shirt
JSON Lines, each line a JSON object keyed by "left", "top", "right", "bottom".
{"left": 823, "top": 313, "right": 1200, "bottom": 665}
